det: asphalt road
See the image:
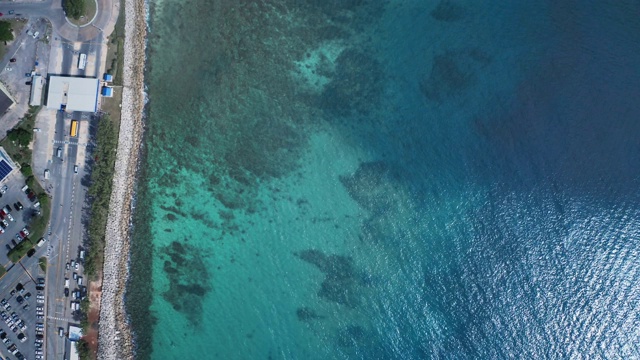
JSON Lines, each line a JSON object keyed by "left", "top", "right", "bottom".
{"left": 43, "top": 47, "right": 90, "bottom": 360}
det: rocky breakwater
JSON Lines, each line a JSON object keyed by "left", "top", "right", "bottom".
{"left": 96, "top": 0, "right": 147, "bottom": 358}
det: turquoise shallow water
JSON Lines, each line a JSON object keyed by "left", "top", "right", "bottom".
{"left": 128, "top": 1, "right": 640, "bottom": 359}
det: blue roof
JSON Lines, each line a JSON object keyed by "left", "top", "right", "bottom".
{"left": 103, "top": 73, "right": 113, "bottom": 81}
{"left": 0, "top": 159, "right": 13, "bottom": 181}
{"left": 101, "top": 87, "right": 113, "bottom": 96}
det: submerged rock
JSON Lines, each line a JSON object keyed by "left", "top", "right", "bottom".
{"left": 295, "top": 249, "right": 365, "bottom": 308}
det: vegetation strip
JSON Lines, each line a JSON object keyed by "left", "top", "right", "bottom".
{"left": 85, "top": 114, "right": 118, "bottom": 278}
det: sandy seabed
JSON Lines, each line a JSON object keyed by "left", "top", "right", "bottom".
{"left": 96, "top": 0, "right": 147, "bottom": 358}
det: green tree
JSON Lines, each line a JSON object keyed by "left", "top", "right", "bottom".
{"left": 0, "top": 21, "right": 13, "bottom": 42}
{"left": 20, "top": 164, "right": 33, "bottom": 178}
{"left": 7, "top": 128, "right": 31, "bottom": 147}
{"left": 63, "top": 0, "right": 86, "bottom": 20}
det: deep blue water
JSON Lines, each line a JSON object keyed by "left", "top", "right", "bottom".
{"left": 127, "top": 1, "right": 640, "bottom": 358}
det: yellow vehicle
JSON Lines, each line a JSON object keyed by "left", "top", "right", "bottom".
{"left": 70, "top": 120, "right": 78, "bottom": 137}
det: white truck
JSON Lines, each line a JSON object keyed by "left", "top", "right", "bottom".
{"left": 44, "top": 169, "right": 50, "bottom": 180}
{"left": 78, "top": 54, "right": 87, "bottom": 70}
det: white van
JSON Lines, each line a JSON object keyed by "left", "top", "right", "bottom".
{"left": 79, "top": 250, "right": 85, "bottom": 260}
{"left": 36, "top": 238, "right": 46, "bottom": 247}
{"left": 77, "top": 277, "right": 83, "bottom": 286}
{"left": 64, "top": 278, "right": 69, "bottom": 288}
{"left": 44, "top": 169, "right": 50, "bottom": 180}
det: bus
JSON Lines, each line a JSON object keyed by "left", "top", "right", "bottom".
{"left": 78, "top": 53, "right": 87, "bottom": 70}
{"left": 70, "top": 120, "right": 78, "bottom": 137}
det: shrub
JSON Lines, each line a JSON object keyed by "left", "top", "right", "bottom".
{"left": 7, "top": 128, "right": 31, "bottom": 147}
{"left": 63, "top": 0, "right": 86, "bottom": 20}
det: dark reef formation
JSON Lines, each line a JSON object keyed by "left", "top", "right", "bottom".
{"left": 294, "top": 249, "right": 367, "bottom": 308}
{"left": 160, "top": 240, "right": 212, "bottom": 326}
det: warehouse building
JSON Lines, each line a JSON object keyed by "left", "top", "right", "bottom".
{"left": 46, "top": 76, "right": 100, "bottom": 112}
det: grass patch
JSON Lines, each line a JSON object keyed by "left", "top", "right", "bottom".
{"left": 0, "top": 265, "right": 5, "bottom": 278}
{"left": 105, "top": 2, "right": 125, "bottom": 86}
{"left": 39, "top": 257, "right": 46, "bottom": 272}
{"left": 100, "top": 89, "right": 123, "bottom": 123}
{"left": 66, "top": 0, "right": 97, "bottom": 26}
{"left": 0, "top": 20, "right": 27, "bottom": 60}
{"left": 7, "top": 238, "right": 33, "bottom": 263}
{"left": 84, "top": 114, "right": 119, "bottom": 278}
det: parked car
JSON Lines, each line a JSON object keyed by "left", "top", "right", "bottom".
{"left": 9, "top": 58, "right": 15, "bottom": 63}
{"left": 25, "top": 81, "right": 31, "bottom": 86}
{"left": 26, "top": 249, "right": 35, "bottom": 257}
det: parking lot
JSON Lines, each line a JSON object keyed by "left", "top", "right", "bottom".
{"left": 0, "top": 268, "right": 45, "bottom": 360}
{"left": 0, "top": 172, "right": 44, "bottom": 268}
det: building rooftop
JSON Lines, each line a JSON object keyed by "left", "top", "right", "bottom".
{"left": 0, "top": 147, "right": 17, "bottom": 183}
{"left": 0, "top": 84, "right": 15, "bottom": 115}
{"left": 46, "top": 76, "right": 100, "bottom": 112}
{"left": 29, "top": 75, "right": 44, "bottom": 106}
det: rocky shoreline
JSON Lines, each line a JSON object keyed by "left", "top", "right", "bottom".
{"left": 96, "top": 0, "right": 147, "bottom": 357}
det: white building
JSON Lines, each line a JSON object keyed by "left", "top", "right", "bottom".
{"left": 46, "top": 76, "right": 100, "bottom": 112}
{"left": 29, "top": 75, "right": 44, "bottom": 106}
